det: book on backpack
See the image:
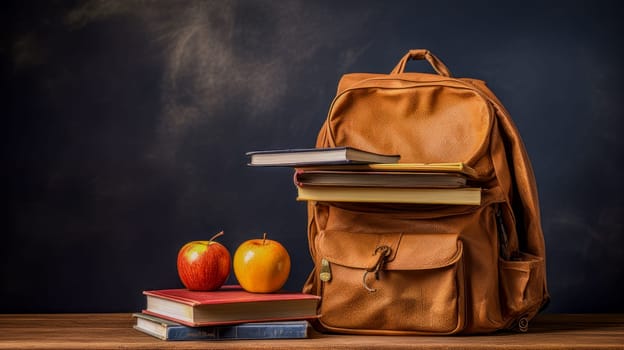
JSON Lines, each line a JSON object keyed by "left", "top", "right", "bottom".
{"left": 246, "top": 146, "right": 400, "bottom": 166}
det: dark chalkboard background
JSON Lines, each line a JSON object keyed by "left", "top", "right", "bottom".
{"left": 2, "top": 0, "right": 623, "bottom": 313}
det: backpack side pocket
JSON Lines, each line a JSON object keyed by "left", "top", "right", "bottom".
{"left": 499, "top": 252, "right": 545, "bottom": 320}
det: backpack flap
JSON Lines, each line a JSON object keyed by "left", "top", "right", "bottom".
{"left": 315, "top": 230, "right": 466, "bottom": 334}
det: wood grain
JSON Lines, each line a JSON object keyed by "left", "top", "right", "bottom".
{"left": 0, "top": 313, "right": 622, "bottom": 349}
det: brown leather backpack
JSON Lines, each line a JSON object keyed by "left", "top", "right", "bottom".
{"left": 302, "top": 49, "right": 550, "bottom": 334}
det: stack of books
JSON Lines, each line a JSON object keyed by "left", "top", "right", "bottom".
{"left": 133, "top": 285, "right": 320, "bottom": 341}
{"left": 246, "top": 147, "right": 481, "bottom": 205}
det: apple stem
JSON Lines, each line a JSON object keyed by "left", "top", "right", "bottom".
{"left": 209, "top": 231, "right": 225, "bottom": 242}
{"left": 262, "top": 232, "right": 267, "bottom": 245}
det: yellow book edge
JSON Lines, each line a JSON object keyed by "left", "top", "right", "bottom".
{"left": 299, "top": 162, "right": 477, "bottom": 178}
{"left": 296, "top": 186, "right": 482, "bottom": 205}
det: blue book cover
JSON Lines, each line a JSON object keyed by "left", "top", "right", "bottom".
{"left": 133, "top": 313, "right": 310, "bottom": 340}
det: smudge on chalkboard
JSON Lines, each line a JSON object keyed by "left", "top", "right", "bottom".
{"left": 64, "top": 0, "right": 373, "bottom": 161}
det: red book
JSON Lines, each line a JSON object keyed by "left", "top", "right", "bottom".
{"left": 142, "top": 285, "right": 320, "bottom": 327}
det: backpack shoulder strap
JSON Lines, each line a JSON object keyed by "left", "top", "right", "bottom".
{"left": 466, "top": 79, "right": 546, "bottom": 255}
{"left": 465, "top": 78, "right": 550, "bottom": 309}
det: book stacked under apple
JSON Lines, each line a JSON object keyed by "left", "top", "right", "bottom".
{"left": 134, "top": 285, "right": 319, "bottom": 340}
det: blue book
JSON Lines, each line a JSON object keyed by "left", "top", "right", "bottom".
{"left": 132, "top": 313, "right": 310, "bottom": 340}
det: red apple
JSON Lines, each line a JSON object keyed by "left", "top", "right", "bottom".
{"left": 177, "top": 231, "right": 231, "bottom": 291}
{"left": 233, "top": 233, "right": 291, "bottom": 293}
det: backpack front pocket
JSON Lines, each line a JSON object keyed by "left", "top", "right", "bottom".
{"left": 315, "top": 230, "right": 465, "bottom": 334}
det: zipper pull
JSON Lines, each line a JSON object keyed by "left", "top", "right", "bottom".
{"left": 319, "top": 258, "right": 332, "bottom": 282}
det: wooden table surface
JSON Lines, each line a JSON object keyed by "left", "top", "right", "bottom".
{"left": 0, "top": 313, "right": 623, "bottom": 349}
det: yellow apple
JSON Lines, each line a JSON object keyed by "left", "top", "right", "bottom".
{"left": 233, "top": 233, "right": 291, "bottom": 293}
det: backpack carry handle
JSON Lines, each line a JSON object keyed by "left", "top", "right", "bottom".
{"left": 390, "top": 49, "right": 452, "bottom": 77}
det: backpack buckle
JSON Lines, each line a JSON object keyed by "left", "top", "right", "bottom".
{"left": 362, "top": 245, "right": 392, "bottom": 293}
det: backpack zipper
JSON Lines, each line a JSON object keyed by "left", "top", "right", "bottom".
{"left": 495, "top": 205, "right": 510, "bottom": 260}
